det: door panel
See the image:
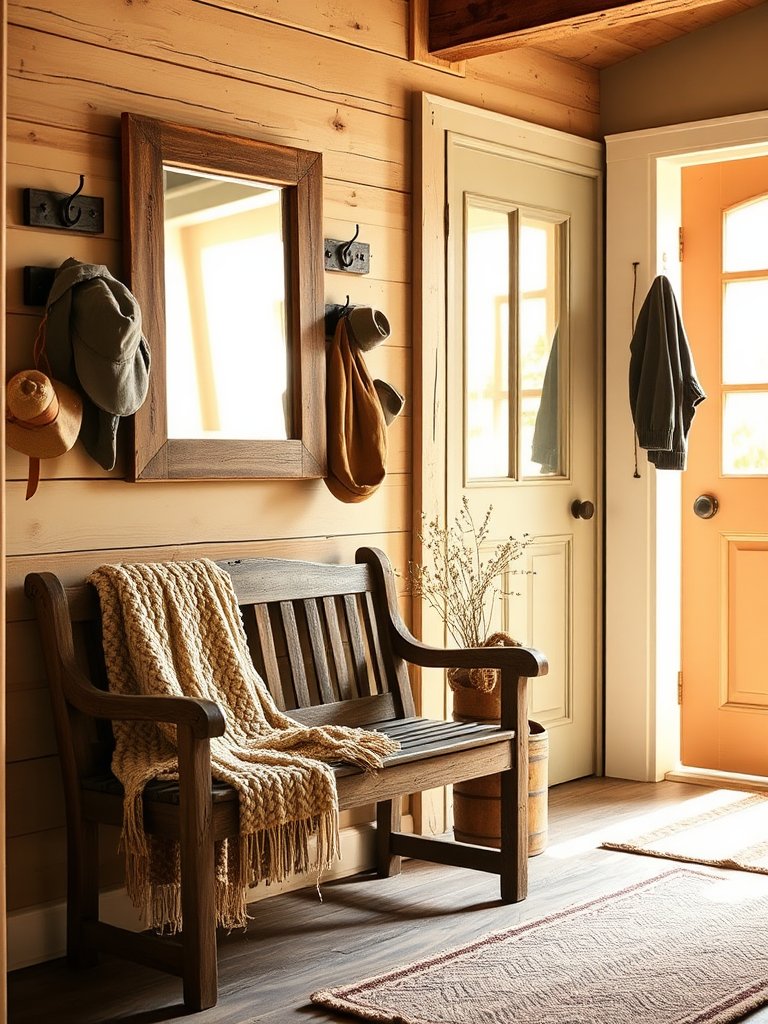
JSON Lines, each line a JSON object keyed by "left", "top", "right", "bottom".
{"left": 727, "top": 540, "right": 768, "bottom": 706}
{"left": 448, "top": 135, "right": 598, "bottom": 785}
{"left": 681, "top": 156, "right": 768, "bottom": 776}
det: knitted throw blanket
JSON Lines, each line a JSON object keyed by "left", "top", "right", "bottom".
{"left": 86, "top": 559, "right": 399, "bottom": 933}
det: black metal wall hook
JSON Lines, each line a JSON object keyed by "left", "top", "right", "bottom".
{"left": 339, "top": 225, "right": 360, "bottom": 268}
{"left": 324, "top": 296, "right": 351, "bottom": 337}
{"left": 22, "top": 174, "right": 104, "bottom": 234}
{"left": 61, "top": 174, "right": 85, "bottom": 227}
{"left": 324, "top": 225, "right": 370, "bottom": 274}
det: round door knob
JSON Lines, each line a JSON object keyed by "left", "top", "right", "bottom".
{"left": 693, "top": 494, "right": 719, "bottom": 519}
{"left": 571, "top": 499, "right": 595, "bottom": 520}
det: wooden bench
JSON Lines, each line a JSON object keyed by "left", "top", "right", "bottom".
{"left": 25, "top": 547, "right": 547, "bottom": 1011}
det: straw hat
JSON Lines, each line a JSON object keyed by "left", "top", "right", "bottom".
{"left": 6, "top": 369, "right": 83, "bottom": 459}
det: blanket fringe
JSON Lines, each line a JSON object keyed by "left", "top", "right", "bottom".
{"left": 126, "top": 809, "right": 342, "bottom": 933}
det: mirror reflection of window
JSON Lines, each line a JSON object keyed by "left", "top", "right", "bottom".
{"left": 163, "top": 166, "right": 290, "bottom": 440}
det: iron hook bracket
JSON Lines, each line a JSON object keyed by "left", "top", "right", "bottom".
{"left": 324, "top": 224, "right": 370, "bottom": 274}
{"left": 23, "top": 174, "right": 105, "bottom": 234}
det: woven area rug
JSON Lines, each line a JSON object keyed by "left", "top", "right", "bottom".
{"left": 602, "top": 789, "right": 768, "bottom": 875}
{"left": 311, "top": 868, "right": 768, "bottom": 1024}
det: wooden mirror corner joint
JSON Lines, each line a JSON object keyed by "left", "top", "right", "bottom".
{"left": 121, "top": 112, "right": 326, "bottom": 482}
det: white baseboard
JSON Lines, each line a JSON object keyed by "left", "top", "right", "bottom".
{"left": 666, "top": 766, "right": 768, "bottom": 793}
{"left": 8, "top": 818, "right": 412, "bottom": 972}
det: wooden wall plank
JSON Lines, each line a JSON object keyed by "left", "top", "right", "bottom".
{"left": 6, "top": 757, "right": 64, "bottom": 837}
{"left": 9, "top": 0, "right": 411, "bottom": 65}
{"left": 6, "top": 120, "right": 119, "bottom": 175}
{"left": 7, "top": 28, "right": 410, "bottom": 192}
{"left": 6, "top": 688, "right": 57, "bottom": 762}
{"left": 7, "top": 826, "right": 124, "bottom": 912}
{"left": 6, "top": 476, "right": 410, "bottom": 555}
{"left": 5, "top": 620, "right": 48, "bottom": 690}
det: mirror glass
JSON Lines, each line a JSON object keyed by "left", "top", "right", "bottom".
{"left": 163, "top": 167, "right": 290, "bottom": 440}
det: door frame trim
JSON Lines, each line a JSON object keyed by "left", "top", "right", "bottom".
{"left": 414, "top": 94, "right": 604, "bottom": 826}
{"left": 605, "top": 108, "right": 768, "bottom": 782}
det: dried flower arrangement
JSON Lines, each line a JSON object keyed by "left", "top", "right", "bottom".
{"left": 406, "top": 498, "right": 530, "bottom": 692}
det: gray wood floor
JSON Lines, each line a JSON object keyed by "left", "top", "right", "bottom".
{"left": 9, "top": 777, "right": 768, "bottom": 1023}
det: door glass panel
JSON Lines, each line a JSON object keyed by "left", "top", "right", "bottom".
{"left": 722, "top": 280, "right": 768, "bottom": 384}
{"left": 465, "top": 202, "right": 511, "bottom": 480}
{"left": 723, "top": 196, "right": 768, "bottom": 272}
{"left": 522, "top": 218, "right": 564, "bottom": 478}
{"left": 723, "top": 392, "right": 768, "bottom": 474}
{"left": 464, "top": 205, "right": 567, "bottom": 482}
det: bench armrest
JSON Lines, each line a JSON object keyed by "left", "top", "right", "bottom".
{"left": 390, "top": 632, "right": 547, "bottom": 679}
{"left": 356, "top": 548, "right": 548, "bottom": 680}
{"left": 25, "top": 571, "right": 226, "bottom": 740}
{"left": 66, "top": 678, "right": 225, "bottom": 739}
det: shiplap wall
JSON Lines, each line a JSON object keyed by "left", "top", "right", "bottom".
{"left": 4, "top": 0, "right": 598, "bottom": 934}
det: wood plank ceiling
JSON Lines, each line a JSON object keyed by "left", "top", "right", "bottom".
{"left": 428, "top": 0, "right": 767, "bottom": 67}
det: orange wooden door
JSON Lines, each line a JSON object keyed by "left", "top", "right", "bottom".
{"left": 681, "top": 156, "right": 768, "bottom": 775}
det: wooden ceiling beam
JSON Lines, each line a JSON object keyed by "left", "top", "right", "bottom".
{"left": 428, "top": 0, "right": 733, "bottom": 61}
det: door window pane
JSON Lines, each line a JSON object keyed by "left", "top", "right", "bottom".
{"left": 521, "top": 218, "right": 564, "bottom": 478}
{"left": 465, "top": 203, "right": 511, "bottom": 479}
{"left": 464, "top": 205, "right": 566, "bottom": 481}
{"left": 723, "top": 196, "right": 768, "bottom": 272}
{"left": 723, "top": 392, "right": 768, "bottom": 474}
{"left": 722, "top": 280, "right": 768, "bottom": 385}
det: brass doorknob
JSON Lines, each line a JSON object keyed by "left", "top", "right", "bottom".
{"left": 693, "top": 494, "right": 719, "bottom": 519}
{"left": 571, "top": 499, "right": 595, "bottom": 520}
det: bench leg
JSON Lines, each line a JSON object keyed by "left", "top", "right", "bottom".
{"left": 376, "top": 799, "right": 402, "bottom": 878}
{"left": 178, "top": 727, "right": 218, "bottom": 1011}
{"left": 67, "top": 818, "right": 99, "bottom": 967}
{"left": 500, "top": 673, "right": 529, "bottom": 904}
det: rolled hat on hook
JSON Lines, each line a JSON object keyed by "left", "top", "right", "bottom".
{"left": 373, "top": 379, "right": 405, "bottom": 426}
{"left": 346, "top": 306, "right": 391, "bottom": 351}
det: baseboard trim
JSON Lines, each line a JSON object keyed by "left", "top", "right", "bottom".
{"left": 8, "top": 817, "right": 412, "bottom": 972}
{"left": 666, "top": 766, "right": 768, "bottom": 793}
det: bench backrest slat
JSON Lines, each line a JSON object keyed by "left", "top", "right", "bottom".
{"left": 321, "top": 596, "right": 349, "bottom": 697}
{"left": 279, "top": 601, "right": 312, "bottom": 706}
{"left": 250, "top": 604, "right": 285, "bottom": 710}
{"left": 303, "top": 599, "right": 335, "bottom": 704}
{"left": 342, "top": 594, "right": 368, "bottom": 698}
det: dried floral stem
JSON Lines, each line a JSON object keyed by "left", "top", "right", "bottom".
{"left": 406, "top": 498, "right": 530, "bottom": 649}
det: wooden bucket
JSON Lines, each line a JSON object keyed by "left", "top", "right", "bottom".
{"left": 452, "top": 682, "right": 548, "bottom": 856}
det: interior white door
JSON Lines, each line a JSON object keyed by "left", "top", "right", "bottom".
{"left": 447, "top": 133, "right": 599, "bottom": 784}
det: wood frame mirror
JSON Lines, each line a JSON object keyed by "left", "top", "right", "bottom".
{"left": 122, "top": 112, "right": 325, "bottom": 481}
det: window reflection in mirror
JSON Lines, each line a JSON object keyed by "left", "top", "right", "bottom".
{"left": 163, "top": 166, "right": 290, "bottom": 440}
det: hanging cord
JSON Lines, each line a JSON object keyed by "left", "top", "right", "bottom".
{"left": 631, "top": 262, "right": 641, "bottom": 479}
{"left": 21, "top": 314, "right": 52, "bottom": 500}
{"left": 32, "top": 314, "right": 52, "bottom": 377}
